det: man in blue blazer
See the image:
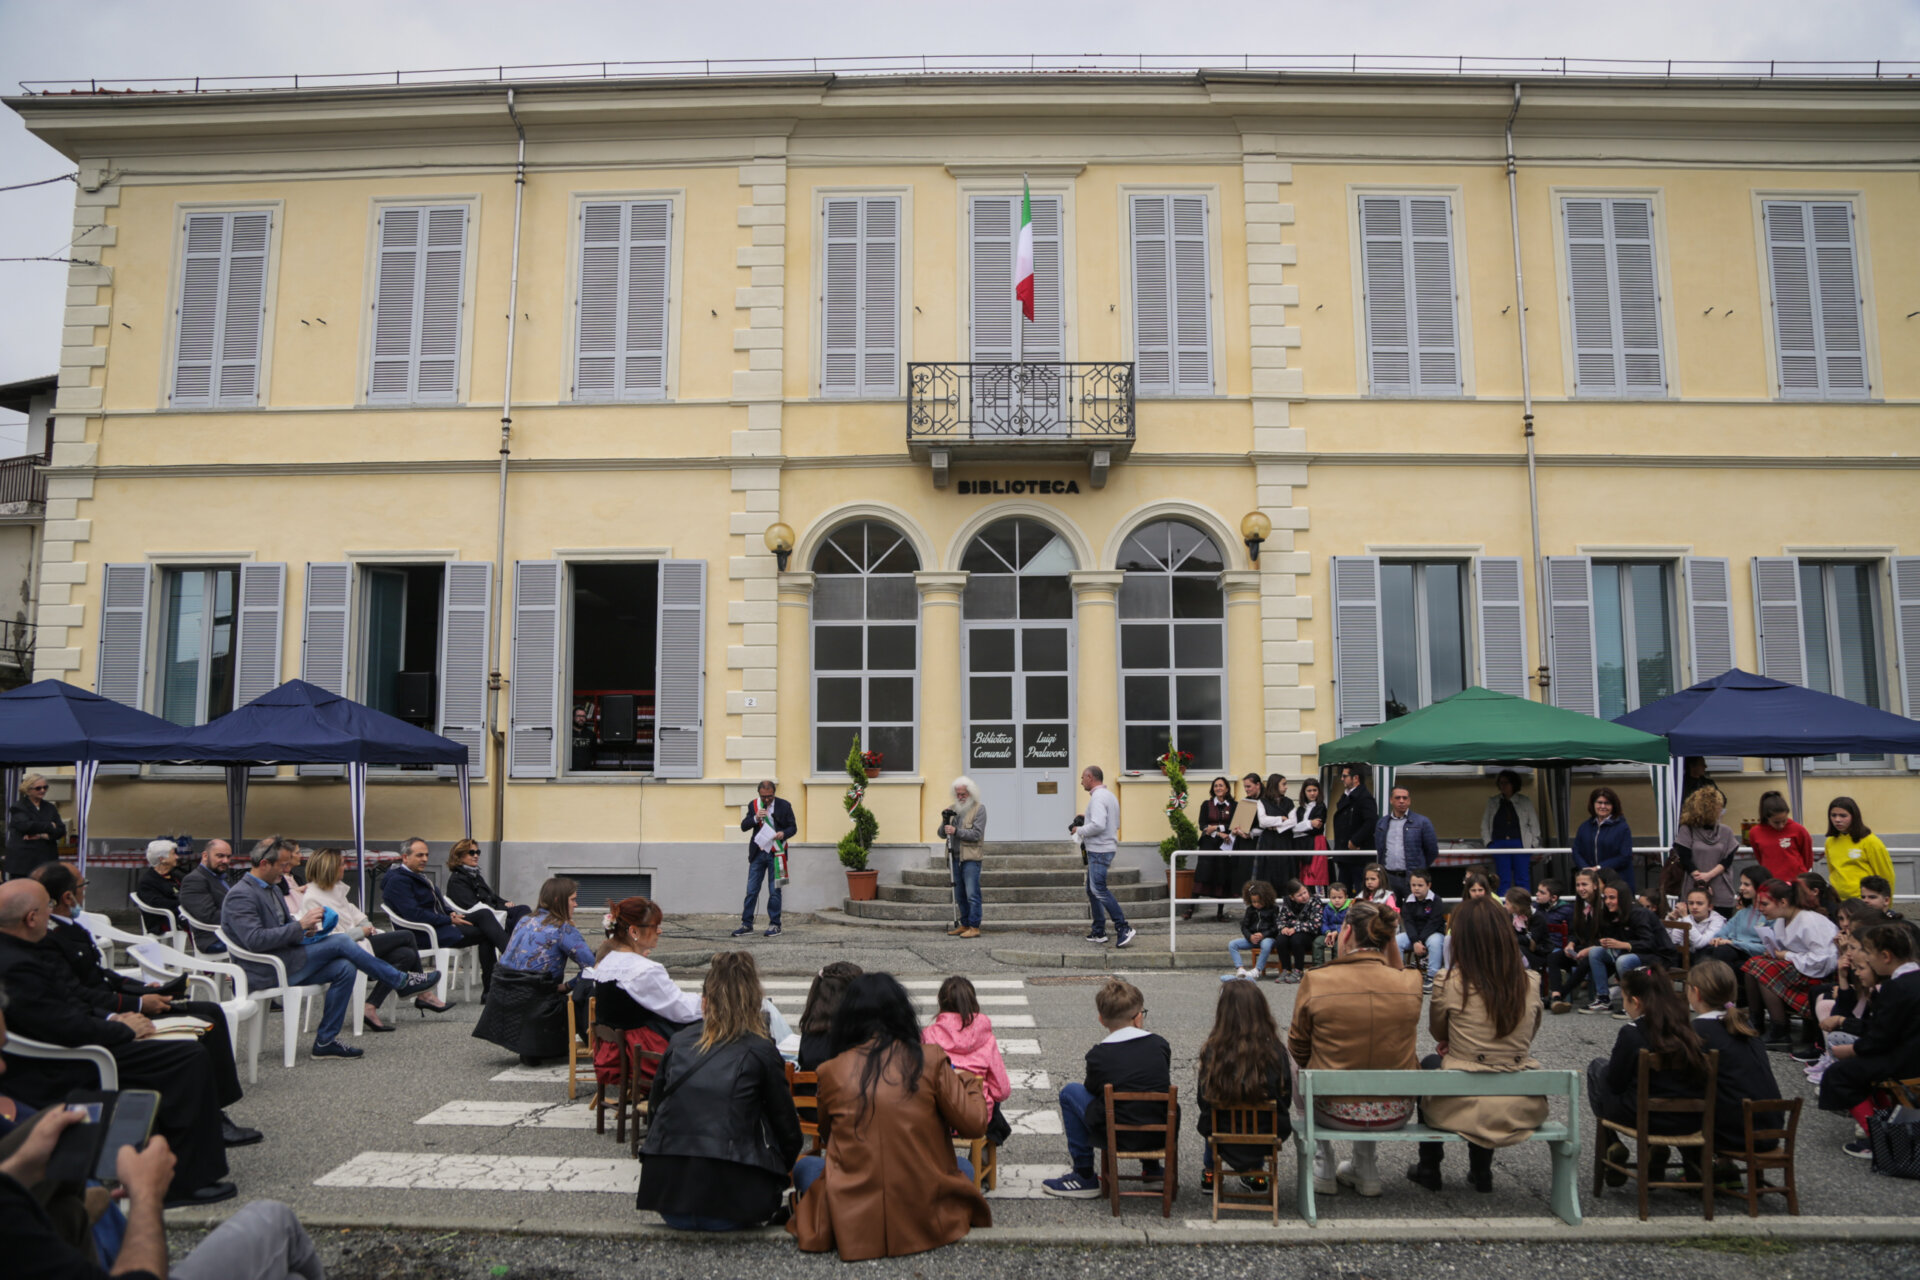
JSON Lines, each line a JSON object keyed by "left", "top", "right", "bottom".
{"left": 381, "top": 837, "right": 498, "bottom": 993}
{"left": 1373, "top": 785, "right": 1438, "bottom": 899}
{"left": 222, "top": 836, "right": 438, "bottom": 1059}
{"left": 734, "top": 779, "right": 796, "bottom": 938}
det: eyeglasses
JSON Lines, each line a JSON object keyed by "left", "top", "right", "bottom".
{"left": 28, "top": 786, "right": 48, "bottom": 793}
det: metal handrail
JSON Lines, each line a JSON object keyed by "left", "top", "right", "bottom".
{"left": 0, "top": 455, "right": 44, "bottom": 506}
{"left": 907, "top": 361, "right": 1134, "bottom": 444}
{"left": 20, "top": 55, "right": 1920, "bottom": 96}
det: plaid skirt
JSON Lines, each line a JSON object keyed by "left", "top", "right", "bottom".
{"left": 1743, "top": 954, "right": 1821, "bottom": 1016}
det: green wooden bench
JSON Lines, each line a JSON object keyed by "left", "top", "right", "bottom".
{"left": 1294, "top": 1068, "right": 1583, "bottom": 1226}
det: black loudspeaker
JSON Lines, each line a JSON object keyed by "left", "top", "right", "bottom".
{"left": 395, "top": 671, "right": 435, "bottom": 721}
{"left": 600, "top": 694, "right": 637, "bottom": 744}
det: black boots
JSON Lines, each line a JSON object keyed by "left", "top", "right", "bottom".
{"left": 1466, "top": 1141, "right": 1494, "bottom": 1193}
{"left": 1409, "top": 1142, "right": 1494, "bottom": 1193}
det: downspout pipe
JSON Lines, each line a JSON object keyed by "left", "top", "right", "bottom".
{"left": 489, "top": 88, "right": 526, "bottom": 869}
{"left": 1505, "top": 83, "right": 1550, "bottom": 702}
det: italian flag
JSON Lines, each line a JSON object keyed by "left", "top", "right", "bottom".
{"left": 1015, "top": 176, "right": 1035, "bottom": 322}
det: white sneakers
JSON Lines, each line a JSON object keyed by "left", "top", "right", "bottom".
{"left": 1221, "top": 966, "right": 1250, "bottom": 983}
{"left": 1335, "top": 1157, "right": 1384, "bottom": 1198}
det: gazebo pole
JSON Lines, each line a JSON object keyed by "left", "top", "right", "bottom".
{"left": 349, "top": 762, "right": 368, "bottom": 906}
{"left": 225, "top": 765, "right": 250, "bottom": 856}
{"left": 72, "top": 759, "right": 98, "bottom": 876}
{"left": 1786, "top": 757, "right": 1805, "bottom": 833}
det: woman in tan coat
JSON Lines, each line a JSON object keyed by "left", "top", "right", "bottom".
{"left": 1409, "top": 895, "right": 1547, "bottom": 1194}
{"left": 1287, "top": 898, "right": 1423, "bottom": 1197}
{"left": 789, "top": 973, "right": 991, "bottom": 1260}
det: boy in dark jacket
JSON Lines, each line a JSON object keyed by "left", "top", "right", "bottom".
{"left": 1314, "top": 882, "right": 1350, "bottom": 968}
{"left": 1524, "top": 880, "right": 1573, "bottom": 989}
{"left": 1044, "top": 979, "right": 1174, "bottom": 1198}
{"left": 1225, "top": 880, "right": 1280, "bottom": 981}
{"left": 1398, "top": 871, "right": 1448, "bottom": 992}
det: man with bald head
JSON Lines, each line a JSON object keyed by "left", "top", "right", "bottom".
{"left": 178, "top": 838, "right": 236, "bottom": 951}
{"left": 0, "top": 879, "right": 235, "bottom": 1207}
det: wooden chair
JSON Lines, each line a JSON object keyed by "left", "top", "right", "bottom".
{"left": 1206, "top": 1103, "right": 1284, "bottom": 1223}
{"left": 1099, "top": 1084, "right": 1179, "bottom": 1218}
{"left": 784, "top": 1062, "right": 824, "bottom": 1156}
{"left": 590, "top": 1026, "right": 663, "bottom": 1155}
{"left": 958, "top": 1136, "right": 998, "bottom": 1192}
{"left": 1722, "top": 1097, "right": 1800, "bottom": 1216}
{"left": 1878, "top": 1076, "right": 1920, "bottom": 1110}
{"left": 565, "top": 995, "right": 594, "bottom": 1102}
{"left": 1593, "top": 1048, "right": 1720, "bottom": 1221}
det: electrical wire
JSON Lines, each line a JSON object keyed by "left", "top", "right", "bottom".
{"left": 0, "top": 173, "right": 76, "bottom": 194}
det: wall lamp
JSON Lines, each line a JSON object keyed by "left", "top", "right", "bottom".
{"left": 1240, "top": 511, "right": 1272, "bottom": 565}
{"left": 763, "top": 521, "right": 796, "bottom": 572}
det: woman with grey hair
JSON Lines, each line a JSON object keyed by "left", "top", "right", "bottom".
{"left": 942, "top": 777, "right": 988, "bottom": 939}
{"left": 135, "top": 838, "right": 184, "bottom": 917}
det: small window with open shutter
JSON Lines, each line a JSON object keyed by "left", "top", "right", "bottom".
{"left": 820, "top": 197, "right": 900, "bottom": 396}
{"left": 1682, "top": 557, "right": 1741, "bottom": 774}
{"left": 1331, "top": 556, "right": 1385, "bottom": 734}
{"left": 1563, "top": 197, "right": 1665, "bottom": 396}
{"left": 1473, "top": 557, "right": 1529, "bottom": 699}
{"left": 508, "top": 561, "right": 562, "bottom": 779}
{"left": 299, "top": 563, "right": 351, "bottom": 778}
{"left": 1130, "top": 194, "right": 1213, "bottom": 396}
{"left": 436, "top": 562, "right": 493, "bottom": 778}
{"left": 1893, "top": 557, "right": 1920, "bottom": 769}
{"left": 574, "top": 200, "right": 672, "bottom": 402}
{"left": 1751, "top": 556, "right": 1807, "bottom": 687}
{"left": 95, "top": 564, "right": 153, "bottom": 777}
{"left": 171, "top": 210, "right": 272, "bottom": 408}
{"left": 653, "top": 560, "right": 707, "bottom": 779}
{"left": 1359, "top": 195, "right": 1461, "bottom": 397}
{"left": 1544, "top": 556, "right": 1599, "bottom": 717}
{"left": 1764, "top": 200, "right": 1869, "bottom": 400}
{"left": 368, "top": 205, "right": 468, "bottom": 404}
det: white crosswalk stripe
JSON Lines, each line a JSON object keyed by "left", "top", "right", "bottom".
{"left": 318, "top": 1152, "right": 637, "bottom": 1193}
{"left": 417, "top": 1100, "right": 599, "bottom": 1129}
{"left": 999, "top": 1107, "right": 1063, "bottom": 1135}
{"left": 984, "top": 1164, "right": 1074, "bottom": 1199}
{"left": 1005, "top": 1069, "right": 1052, "bottom": 1091}
{"left": 1000, "top": 1038, "right": 1042, "bottom": 1056}
{"left": 489, "top": 1064, "right": 573, "bottom": 1084}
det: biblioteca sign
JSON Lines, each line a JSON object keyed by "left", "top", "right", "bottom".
{"left": 957, "top": 479, "right": 1082, "bottom": 495}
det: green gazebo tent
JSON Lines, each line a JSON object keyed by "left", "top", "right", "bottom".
{"left": 1319, "top": 686, "right": 1669, "bottom": 768}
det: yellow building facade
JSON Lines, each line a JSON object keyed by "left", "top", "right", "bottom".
{"left": 10, "top": 70, "right": 1919, "bottom": 906}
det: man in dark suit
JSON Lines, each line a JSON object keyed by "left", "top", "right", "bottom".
{"left": 1330, "top": 765, "right": 1380, "bottom": 892}
{"left": 28, "top": 862, "right": 258, "bottom": 1147}
{"left": 734, "top": 779, "right": 795, "bottom": 938}
{"left": 177, "top": 838, "right": 237, "bottom": 951}
{"left": 381, "top": 837, "right": 491, "bottom": 994}
{"left": 0, "top": 879, "right": 234, "bottom": 1207}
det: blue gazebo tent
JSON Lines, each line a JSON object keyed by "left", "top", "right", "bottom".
{"left": 1616, "top": 669, "right": 1920, "bottom": 840}
{"left": 0, "top": 680, "right": 189, "bottom": 873}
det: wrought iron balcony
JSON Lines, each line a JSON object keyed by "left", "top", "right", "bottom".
{"left": 0, "top": 455, "right": 45, "bottom": 509}
{"left": 906, "top": 361, "right": 1134, "bottom": 486}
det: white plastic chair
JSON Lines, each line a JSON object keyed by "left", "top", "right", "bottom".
{"left": 120, "top": 937, "right": 269, "bottom": 1080}
{"left": 2, "top": 1033, "right": 119, "bottom": 1090}
{"left": 215, "top": 926, "right": 336, "bottom": 1068}
{"left": 128, "top": 892, "right": 188, "bottom": 952}
{"left": 383, "top": 906, "right": 463, "bottom": 1004}
{"left": 177, "top": 905, "right": 224, "bottom": 955}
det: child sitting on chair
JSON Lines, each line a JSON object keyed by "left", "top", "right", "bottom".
{"left": 922, "top": 975, "right": 1013, "bottom": 1146}
{"left": 1195, "top": 977, "right": 1291, "bottom": 1194}
{"left": 1043, "top": 979, "right": 1173, "bottom": 1199}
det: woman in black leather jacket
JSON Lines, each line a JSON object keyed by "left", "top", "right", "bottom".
{"left": 637, "top": 950, "right": 804, "bottom": 1230}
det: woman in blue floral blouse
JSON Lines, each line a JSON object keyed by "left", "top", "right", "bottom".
{"left": 473, "top": 876, "right": 600, "bottom": 1062}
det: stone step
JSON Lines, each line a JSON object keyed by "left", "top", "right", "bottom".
{"left": 812, "top": 908, "right": 1173, "bottom": 933}
{"left": 839, "top": 894, "right": 1166, "bottom": 923}
{"left": 877, "top": 882, "right": 1163, "bottom": 905}
{"left": 901, "top": 866, "right": 1140, "bottom": 889}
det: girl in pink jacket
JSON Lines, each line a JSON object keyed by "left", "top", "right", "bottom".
{"left": 922, "top": 975, "right": 1014, "bottom": 1145}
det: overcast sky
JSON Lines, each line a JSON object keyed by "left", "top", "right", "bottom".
{"left": 2, "top": 0, "right": 1917, "bottom": 449}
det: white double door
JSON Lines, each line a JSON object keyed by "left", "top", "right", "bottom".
{"left": 962, "top": 619, "right": 1076, "bottom": 840}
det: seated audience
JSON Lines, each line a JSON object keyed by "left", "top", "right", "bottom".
{"left": 473, "top": 877, "right": 598, "bottom": 1063}
{"left": 1585, "top": 879, "right": 1676, "bottom": 1014}
{"left": 1588, "top": 965, "right": 1710, "bottom": 1185}
{"left": 1523, "top": 880, "right": 1570, "bottom": 989}
{"left": 585, "top": 896, "right": 703, "bottom": 1091}
{"left": 300, "top": 848, "right": 448, "bottom": 1031}
{"left": 1224, "top": 880, "right": 1279, "bottom": 982}
{"left": 1856, "top": 875, "right": 1894, "bottom": 914}
{"left": 1273, "top": 879, "right": 1319, "bottom": 982}
{"left": 1698, "top": 866, "right": 1770, "bottom": 965}
{"left": 1043, "top": 978, "right": 1173, "bottom": 1198}
{"left": 796, "top": 961, "right": 862, "bottom": 1072}
{"left": 1195, "top": 977, "right": 1290, "bottom": 1193}
{"left": 222, "top": 837, "right": 439, "bottom": 1061}
{"left": 1287, "top": 899, "right": 1422, "bottom": 1198}
{"left": 1315, "top": 881, "right": 1351, "bottom": 969}
{"left": 1358, "top": 863, "right": 1398, "bottom": 911}
{"left": 1672, "top": 887, "right": 1726, "bottom": 956}
{"left": 445, "top": 837, "right": 533, "bottom": 959}
{"left": 922, "top": 976, "right": 1013, "bottom": 1147}
{"left": 1684, "top": 958, "right": 1784, "bottom": 1164}
{"left": 381, "top": 837, "right": 499, "bottom": 996}
{"left": 133, "top": 840, "right": 183, "bottom": 920}
{"left": 1504, "top": 887, "right": 1534, "bottom": 949}
{"left": 638, "top": 951, "right": 803, "bottom": 1231}
{"left": 0, "top": 880, "right": 235, "bottom": 1207}
{"left": 1410, "top": 896, "right": 1546, "bottom": 1194}
{"left": 1397, "top": 871, "right": 1448, "bottom": 992}
{"left": 1546, "top": 869, "right": 1603, "bottom": 1013}
{"left": 790, "top": 973, "right": 990, "bottom": 1260}
{"left": 1793, "top": 871, "right": 1840, "bottom": 922}
{"left": 30, "top": 863, "right": 256, "bottom": 1148}
{"left": 1823, "top": 796, "right": 1893, "bottom": 902}
{"left": 1741, "top": 877, "right": 1839, "bottom": 1050}
{"left": 176, "top": 838, "right": 236, "bottom": 951}
{"left": 1818, "top": 920, "right": 1920, "bottom": 1158}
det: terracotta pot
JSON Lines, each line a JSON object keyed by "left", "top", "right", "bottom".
{"left": 1170, "top": 866, "right": 1196, "bottom": 900}
{"left": 845, "top": 869, "right": 879, "bottom": 901}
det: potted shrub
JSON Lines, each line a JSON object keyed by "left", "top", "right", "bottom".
{"left": 839, "top": 737, "right": 880, "bottom": 901}
{"left": 1156, "top": 747, "right": 1200, "bottom": 901}
{"left": 860, "top": 748, "right": 884, "bottom": 779}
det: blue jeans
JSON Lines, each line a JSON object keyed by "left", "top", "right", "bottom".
{"left": 741, "top": 851, "right": 782, "bottom": 928}
{"left": 1397, "top": 932, "right": 1447, "bottom": 978}
{"left": 1085, "top": 850, "right": 1128, "bottom": 935}
{"left": 1586, "top": 947, "right": 1643, "bottom": 996}
{"left": 795, "top": 1154, "right": 971, "bottom": 1197}
{"left": 953, "top": 858, "right": 982, "bottom": 928}
{"left": 1488, "top": 840, "right": 1530, "bottom": 894}
{"left": 286, "top": 933, "right": 409, "bottom": 1045}
{"left": 1058, "top": 1081, "right": 1098, "bottom": 1175}
{"left": 1229, "top": 937, "right": 1275, "bottom": 973}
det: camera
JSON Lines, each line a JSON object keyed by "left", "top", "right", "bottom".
{"left": 939, "top": 807, "right": 957, "bottom": 836}
{"left": 1068, "top": 815, "right": 1086, "bottom": 831}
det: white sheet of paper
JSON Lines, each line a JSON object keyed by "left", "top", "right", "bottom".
{"left": 754, "top": 822, "right": 777, "bottom": 852}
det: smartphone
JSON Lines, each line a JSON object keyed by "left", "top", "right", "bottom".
{"left": 46, "top": 1090, "right": 112, "bottom": 1185}
{"left": 92, "top": 1090, "right": 160, "bottom": 1182}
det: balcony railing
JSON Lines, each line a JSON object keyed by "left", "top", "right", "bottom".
{"left": 0, "top": 456, "right": 45, "bottom": 507}
{"left": 0, "top": 620, "right": 36, "bottom": 672}
{"left": 908, "top": 360, "right": 1133, "bottom": 446}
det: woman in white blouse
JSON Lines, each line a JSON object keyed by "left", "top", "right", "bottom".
{"left": 586, "top": 897, "right": 705, "bottom": 1029}
{"left": 303, "top": 848, "right": 452, "bottom": 1028}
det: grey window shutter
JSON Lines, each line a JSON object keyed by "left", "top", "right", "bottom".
{"left": 1682, "top": 556, "right": 1741, "bottom": 773}
{"left": 1360, "top": 197, "right": 1411, "bottom": 393}
{"left": 1170, "top": 195, "right": 1213, "bottom": 394}
{"left": 574, "top": 201, "right": 671, "bottom": 401}
{"left": 1361, "top": 195, "right": 1460, "bottom": 396}
{"left": 1131, "top": 195, "right": 1214, "bottom": 397}
{"left": 1473, "top": 556, "right": 1529, "bottom": 699}
{"left": 171, "top": 211, "right": 270, "bottom": 407}
{"left": 968, "top": 197, "right": 1015, "bottom": 364}
{"left": 1024, "top": 196, "right": 1064, "bottom": 362}
{"left": 233, "top": 563, "right": 286, "bottom": 707}
{"left": 437, "top": 561, "right": 493, "bottom": 778}
{"left": 368, "top": 205, "right": 467, "bottom": 404}
{"left": 653, "top": 559, "right": 706, "bottom": 778}
{"left": 1565, "top": 198, "right": 1664, "bottom": 396}
{"left": 508, "top": 560, "right": 562, "bottom": 779}
{"left": 1331, "top": 555, "right": 1385, "bottom": 734}
{"left": 820, "top": 197, "right": 899, "bottom": 396}
{"left": 1766, "top": 201, "right": 1868, "bottom": 399}
{"left": 1750, "top": 556, "right": 1807, "bottom": 687}
{"left": 96, "top": 564, "right": 152, "bottom": 775}
{"left": 1545, "top": 556, "right": 1600, "bottom": 717}
{"left": 298, "top": 563, "right": 351, "bottom": 778}
{"left": 1130, "top": 195, "right": 1172, "bottom": 391}
{"left": 821, "top": 198, "right": 861, "bottom": 393}
{"left": 1892, "top": 557, "right": 1920, "bottom": 769}
{"left": 1407, "top": 197, "right": 1460, "bottom": 394}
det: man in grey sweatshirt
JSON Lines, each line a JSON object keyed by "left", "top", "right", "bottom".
{"left": 1074, "top": 765, "right": 1133, "bottom": 948}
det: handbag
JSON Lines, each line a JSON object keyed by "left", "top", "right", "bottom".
{"left": 1659, "top": 842, "right": 1691, "bottom": 901}
{"left": 1867, "top": 1104, "right": 1920, "bottom": 1180}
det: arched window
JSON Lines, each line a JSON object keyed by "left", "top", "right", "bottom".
{"left": 811, "top": 520, "right": 919, "bottom": 774}
{"left": 1116, "top": 519, "right": 1225, "bottom": 771}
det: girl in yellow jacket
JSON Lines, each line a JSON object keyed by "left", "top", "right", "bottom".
{"left": 1824, "top": 796, "right": 1893, "bottom": 900}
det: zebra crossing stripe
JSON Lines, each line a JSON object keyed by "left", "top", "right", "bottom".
{"left": 417, "top": 1100, "right": 597, "bottom": 1129}
{"left": 317, "top": 1152, "right": 637, "bottom": 1193}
